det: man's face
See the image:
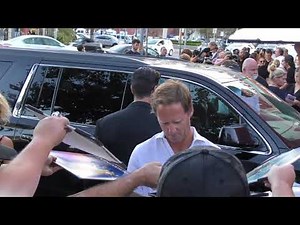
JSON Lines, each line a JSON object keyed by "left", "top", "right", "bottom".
{"left": 133, "top": 42, "right": 140, "bottom": 51}
{"left": 156, "top": 102, "right": 192, "bottom": 145}
{"left": 244, "top": 62, "right": 258, "bottom": 78}
{"left": 161, "top": 48, "right": 167, "bottom": 56}
{"left": 275, "top": 48, "right": 281, "bottom": 57}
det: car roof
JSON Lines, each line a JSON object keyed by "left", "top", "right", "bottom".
{"left": 0, "top": 47, "right": 242, "bottom": 84}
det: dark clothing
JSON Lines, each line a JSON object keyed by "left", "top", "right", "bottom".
{"left": 286, "top": 84, "right": 300, "bottom": 112}
{"left": 256, "top": 75, "right": 269, "bottom": 88}
{"left": 125, "top": 50, "right": 141, "bottom": 55}
{"left": 268, "top": 86, "right": 287, "bottom": 100}
{"left": 258, "top": 65, "right": 269, "bottom": 80}
{"left": 286, "top": 67, "right": 296, "bottom": 84}
{"left": 95, "top": 101, "right": 161, "bottom": 166}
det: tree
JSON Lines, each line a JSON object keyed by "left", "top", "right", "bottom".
{"left": 57, "top": 28, "right": 76, "bottom": 45}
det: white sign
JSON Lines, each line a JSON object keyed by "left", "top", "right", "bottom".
{"left": 213, "top": 28, "right": 217, "bottom": 34}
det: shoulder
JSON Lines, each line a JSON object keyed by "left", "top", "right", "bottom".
{"left": 96, "top": 110, "right": 125, "bottom": 126}
{"left": 130, "top": 133, "right": 162, "bottom": 159}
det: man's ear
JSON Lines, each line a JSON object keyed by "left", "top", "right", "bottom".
{"left": 189, "top": 105, "right": 194, "bottom": 117}
{"left": 130, "top": 84, "right": 133, "bottom": 94}
{"left": 151, "top": 84, "right": 159, "bottom": 94}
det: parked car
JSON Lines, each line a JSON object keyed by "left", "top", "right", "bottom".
{"left": 69, "top": 37, "right": 103, "bottom": 52}
{"left": 2, "top": 47, "right": 300, "bottom": 196}
{"left": 0, "top": 35, "right": 77, "bottom": 51}
{"left": 147, "top": 38, "right": 174, "bottom": 56}
{"left": 107, "top": 44, "right": 159, "bottom": 57}
{"left": 93, "top": 34, "right": 118, "bottom": 48}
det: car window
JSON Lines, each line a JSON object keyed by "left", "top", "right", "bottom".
{"left": 146, "top": 48, "right": 159, "bottom": 57}
{"left": 23, "top": 66, "right": 60, "bottom": 116}
{"left": 33, "top": 38, "right": 45, "bottom": 45}
{"left": 22, "top": 65, "right": 132, "bottom": 125}
{"left": 42, "top": 38, "right": 61, "bottom": 47}
{"left": 160, "top": 77, "right": 266, "bottom": 151}
{"left": 23, "top": 38, "right": 35, "bottom": 44}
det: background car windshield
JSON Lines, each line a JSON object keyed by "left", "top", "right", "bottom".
{"left": 225, "top": 77, "right": 300, "bottom": 149}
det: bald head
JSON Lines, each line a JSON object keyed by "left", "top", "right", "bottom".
{"left": 242, "top": 58, "right": 258, "bottom": 79}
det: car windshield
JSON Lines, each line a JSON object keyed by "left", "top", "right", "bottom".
{"left": 224, "top": 76, "right": 300, "bottom": 149}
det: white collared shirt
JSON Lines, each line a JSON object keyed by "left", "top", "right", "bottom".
{"left": 127, "top": 127, "right": 220, "bottom": 196}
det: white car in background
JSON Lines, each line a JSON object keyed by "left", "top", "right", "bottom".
{"left": 0, "top": 35, "right": 77, "bottom": 51}
{"left": 225, "top": 42, "right": 255, "bottom": 54}
{"left": 147, "top": 38, "right": 174, "bottom": 56}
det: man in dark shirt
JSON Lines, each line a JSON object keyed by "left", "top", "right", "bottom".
{"left": 94, "top": 67, "right": 162, "bottom": 166}
{"left": 125, "top": 39, "right": 141, "bottom": 55}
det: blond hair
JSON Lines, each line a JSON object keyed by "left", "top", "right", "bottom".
{"left": 0, "top": 93, "right": 11, "bottom": 125}
{"left": 267, "top": 59, "right": 280, "bottom": 73}
{"left": 151, "top": 79, "right": 192, "bottom": 114}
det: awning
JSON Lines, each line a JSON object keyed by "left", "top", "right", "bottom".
{"left": 228, "top": 28, "right": 300, "bottom": 44}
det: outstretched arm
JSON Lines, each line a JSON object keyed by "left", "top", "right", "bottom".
{"left": 70, "top": 162, "right": 161, "bottom": 197}
{"left": 0, "top": 116, "right": 69, "bottom": 197}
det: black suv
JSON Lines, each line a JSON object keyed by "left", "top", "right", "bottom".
{"left": 1, "top": 47, "right": 300, "bottom": 196}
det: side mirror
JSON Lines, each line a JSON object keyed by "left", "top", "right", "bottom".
{"left": 218, "top": 124, "right": 259, "bottom": 148}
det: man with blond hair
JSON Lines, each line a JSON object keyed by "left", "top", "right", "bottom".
{"left": 127, "top": 79, "right": 219, "bottom": 196}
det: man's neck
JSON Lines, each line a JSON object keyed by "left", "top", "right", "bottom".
{"left": 134, "top": 96, "right": 151, "bottom": 104}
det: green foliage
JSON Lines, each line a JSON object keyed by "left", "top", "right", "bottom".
{"left": 171, "top": 40, "right": 201, "bottom": 46}
{"left": 57, "top": 28, "right": 76, "bottom": 45}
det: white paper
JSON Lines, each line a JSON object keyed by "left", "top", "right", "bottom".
{"left": 247, "top": 147, "right": 300, "bottom": 183}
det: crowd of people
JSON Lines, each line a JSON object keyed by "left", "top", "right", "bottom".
{"left": 0, "top": 43, "right": 300, "bottom": 197}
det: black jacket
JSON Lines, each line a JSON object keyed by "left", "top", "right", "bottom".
{"left": 95, "top": 101, "right": 161, "bottom": 166}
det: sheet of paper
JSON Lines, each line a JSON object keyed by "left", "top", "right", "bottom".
{"left": 50, "top": 150, "right": 126, "bottom": 180}
{"left": 247, "top": 147, "right": 300, "bottom": 183}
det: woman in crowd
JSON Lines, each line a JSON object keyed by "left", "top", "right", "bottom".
{"left": 268, "top": 65, "right": 288, "bottom": 100}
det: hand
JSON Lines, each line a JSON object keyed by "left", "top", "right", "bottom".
{"left": 137, "top": 162, "right": 162, "bottom": 188}
{"left": 41, "top": 155, "right": 62, "bottom": 176}
{"left": 33, "top": 116, "right": 70, "bottom": 148}
{"left": 267, "top": 164, "right": 295, "bottom": 189}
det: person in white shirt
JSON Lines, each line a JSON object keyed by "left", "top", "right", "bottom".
{"left": 274, "top": 47, "right": 285, "bottom": 68}
{"left": 127, "top": 79, "right": 220, "bottom": 196}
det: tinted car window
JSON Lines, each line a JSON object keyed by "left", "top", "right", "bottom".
{"left": 22, "top": 65, "right": 132, "bottom": 125}
{"left": 55, "top": 68, "right": 131, "bottom": 124}
{"left": 160, "top": 77, "right": 265, "bottom": 150}
{"left": 23, "top": 66, "right": 60, "bottom": 116}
